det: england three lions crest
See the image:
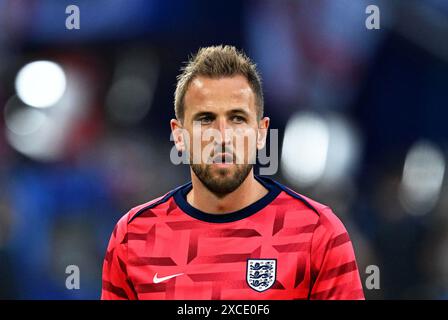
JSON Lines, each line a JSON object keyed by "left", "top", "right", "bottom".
{"left": 246, "top": 259, "right": 276, "bottom": 292}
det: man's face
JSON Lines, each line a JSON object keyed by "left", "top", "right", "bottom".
{"left": 172, "top": 75, "right": 269, "bottom": 196}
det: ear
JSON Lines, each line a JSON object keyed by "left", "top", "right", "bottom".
{"left": 257, "top": 117, "right": 270, "bottom": 150}
{"left": 170, "top": 119, "right": 186, "bottom": 152}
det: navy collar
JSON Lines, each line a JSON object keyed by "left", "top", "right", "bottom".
{"left": 173, "top": 175, "right": 282, "bottom": 223}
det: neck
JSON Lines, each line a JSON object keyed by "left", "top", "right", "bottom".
{"left": 187, "top": 169, "right": 268, "bottom": 214}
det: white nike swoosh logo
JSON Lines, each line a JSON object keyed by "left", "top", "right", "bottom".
{"left": 153, "top": 272, "right": 184, "bottom": 284}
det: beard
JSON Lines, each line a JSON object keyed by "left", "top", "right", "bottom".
{"left": 191, "top": 163, "right": 253, "bottom": 198}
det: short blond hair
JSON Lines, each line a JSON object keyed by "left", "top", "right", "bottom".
{"left": 174, "top": 45, "right": 264, "bottom": 121}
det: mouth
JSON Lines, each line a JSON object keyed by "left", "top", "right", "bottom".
{"left": 212, "top": 153, "right": 234, "bottom": 164}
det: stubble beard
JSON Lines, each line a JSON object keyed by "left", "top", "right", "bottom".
{"left": 190, "top": 163, "right": 253, "bottom": 198}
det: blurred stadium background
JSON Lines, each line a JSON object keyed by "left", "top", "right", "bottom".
{"left": 0, "top": 0, "right": 448, "bottom": 299}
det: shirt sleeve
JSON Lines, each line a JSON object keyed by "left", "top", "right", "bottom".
{"left": 101, "top": 214, "right": 137, "bottom": 300}
{"left": 309, "top": 207, "right": 365, "bottom": 300}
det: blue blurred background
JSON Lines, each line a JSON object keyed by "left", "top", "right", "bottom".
{"left": 0, "top": 0, "right": 447, "bottom": 299}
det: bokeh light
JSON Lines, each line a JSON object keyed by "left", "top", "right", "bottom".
{"left": 281, "top": 112, "right": 329, "bottom": 187}
{"left": 399, "top": 140, "right": 445, "bottom": 216}
{"left": 15, "top": 61, "right": 67, "bottom": 108}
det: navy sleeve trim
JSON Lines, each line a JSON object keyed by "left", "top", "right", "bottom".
{"left": 256, "top": 176, "right": 320, "bottom": 216}
{"left": 127, "top": 182, "right": 190, "bottom": 224}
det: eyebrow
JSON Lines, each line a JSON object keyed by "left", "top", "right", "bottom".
{"left": 192, "top": 111, "right": 215, "bottom": 121}
{"left": 191, "top": 108, "right": 251, "bottom": 121}
{"left": 227, "top": 108, "right": 250, "bottom": 117}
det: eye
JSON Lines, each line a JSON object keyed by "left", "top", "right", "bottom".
{"left": 231, "top": 115, "right": 246, "bottom": 124}
{"left": 199, "top": 116, "right": 213, "bottom": 125}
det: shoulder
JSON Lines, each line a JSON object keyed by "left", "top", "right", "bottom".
{"left": 114, "top": 182, "right": 188, "bottom": 229}
{"left": 266, "top": 177, "right": 347, "bottom": 234}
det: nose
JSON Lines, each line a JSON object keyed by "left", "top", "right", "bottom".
{"left": 215, "top": 117, "right": 232, "bottom": 145}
